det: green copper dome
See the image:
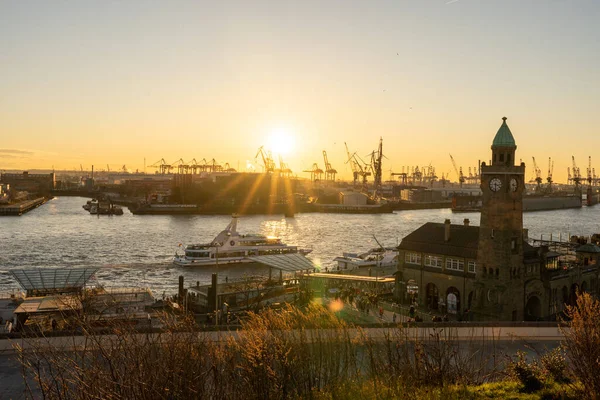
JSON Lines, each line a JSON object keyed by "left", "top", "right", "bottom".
{"left": 492, "top": 117, "right": 516, "bottom": 147}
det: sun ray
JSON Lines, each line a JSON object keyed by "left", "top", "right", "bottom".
{"left": 239, "top": 173, "right": 267, "bottom": 215}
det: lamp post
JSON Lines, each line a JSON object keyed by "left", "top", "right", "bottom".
{"left": 214, "top": 244, "right": 219, "bottom": 326}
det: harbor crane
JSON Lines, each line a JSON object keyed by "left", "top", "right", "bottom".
{"left": 449, "top": 154, "right": 465, "bottom": 187}
{"left": 588, "top": 156, "right": 593, "bottom": 186}
{"left": 345, "top": 142, "right": 360, "bottom": 185}
{"left": 171, "top": 158, "right": 187, "bottom": 174}
{"left": 303, "top": 163, "right": 323, "bottom": 182}
{"left": 572, "top": 156, "right": 582, "bottom": 188}
{"left": 223, "top": 163, "right": 237, "bottom": 173}
{"left": 546, "top": 157, "right": 554, "bottom": 191}
{"left": 187, "top": 159, "right": 200, "bottom": 174}
{"left": 345, "top": 142, "right": 371, "bottom": 186}
{"left": 322, "top": 150, "right": 337, "bottom": 181}
{"left": 531, "top": 157, "right": 543, "bottom": 190}
{"left": 366, "top": 138, "right": 384, "bottom": 191}
{"left": 255, "top": 146, "right": 276, "bottom": 173}
{"left": 278, "top": 155, "right": 292, "bottom": 177}
{"left": 149, "top": 158, "right": 171, "bottom": 174}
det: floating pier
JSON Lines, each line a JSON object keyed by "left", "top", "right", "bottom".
{"left": 0, "top": 197, "right": 49, "bottom": 216}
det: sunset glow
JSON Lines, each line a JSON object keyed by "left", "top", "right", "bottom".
{"left": 266, "top": 128, "right": 296, "bottom": 157}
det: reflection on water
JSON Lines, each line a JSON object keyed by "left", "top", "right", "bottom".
{"left": 1, "top": 196, "right": 600, "bottom": 295}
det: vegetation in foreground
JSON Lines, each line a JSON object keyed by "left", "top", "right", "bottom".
{"left": 16, "top": 292, "right": 600, "bottom": 399}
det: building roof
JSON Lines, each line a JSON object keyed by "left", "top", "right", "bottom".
{"left": 492, "top": 117, "right": 516, "bottom": 147}
{"left": 248, "top": 253, "right": 316, "bottom": 272}
{"left": 14, "top": 295, "right": 82, "bottom": 314}
{"left": 576, "top": 243, "right": 600, "bottom": 253}
{"left": 10, "top": 268, "right": 98, "bottom": 293}
{"left": 398, "top": 222, "right": 480, "bottom": 259}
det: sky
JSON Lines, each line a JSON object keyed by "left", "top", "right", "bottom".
{"left": 1, "top": 0, "right": 598, "bottom": 183}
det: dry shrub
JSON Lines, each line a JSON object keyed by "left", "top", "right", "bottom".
{"left": 562, "top": 291, "right": 600, "bottom": 399}
{"left": 18, "top": 305, "right": 501, "bottom": 399}
{"left": 365, "top": 326, "right": 498, "bottom": 398}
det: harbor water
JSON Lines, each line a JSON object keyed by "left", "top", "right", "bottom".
{"left": 1, "top": 196, "right": 599, "bottom": 296}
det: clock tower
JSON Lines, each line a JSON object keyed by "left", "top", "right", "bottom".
{"left": 474, "top": 117, "right": 526, "bottom": 321}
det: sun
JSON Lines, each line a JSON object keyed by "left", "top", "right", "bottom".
{"left": 266, "top": 127, "right": 295, "bottom": 156}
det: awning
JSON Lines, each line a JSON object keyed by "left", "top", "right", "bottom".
{"left": 248, "top": 253, "right": 317, "bottom": 272}
{"left": 10, "top": 268, "right": 98, "bottom": 293}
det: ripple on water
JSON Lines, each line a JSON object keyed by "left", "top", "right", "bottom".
{"left": 3, "top": 197, "right": 600, "bottom": 294}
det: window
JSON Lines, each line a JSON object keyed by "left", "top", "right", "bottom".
{"left": 424, "top": 255, "right": 442, "bottom": 268}
{"left": 468, "top": 261, "right": 476, "bottom": 273}
{"left": 405, "top": 252, "right": 421, "bottom": 265}
{"left": 445, "top": 258, "right": 464, "bottom": 271}
{"left": 499, "top": 153, "right": 504, "bottom": 162}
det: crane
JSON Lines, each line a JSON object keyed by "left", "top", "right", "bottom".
{"left": 572, "top": 156, "right": 582, "bottom": 188}
{"left": 278, "top": 155, "right": 292, "bottom": 176}
{"left": 449, "top": 154, "right": 465, "bottom": 187}
{"left": 531, "top": 157, "right": 543, "bottom": 190}
{"left": 303, "top": 163, "right": 323, "bottom": 182}
{"left": 546, "top": 157, "right": 554, "bottom": 191}
{"left": 345, "top": 142, "right": 360, "bottom": 185}
{"left": 588, "top": 156, "right": 593, "bottom": 187}
{"left": 187, "top": 159, "right": 199, "bottom": 174}
{"left": 255, "top": 146, "right": 275, "bottom": 173}
{"left": 223, "top": 163, "right": 237, "bottom": 173}
{"left": 171, "top": 158, "right": 187, "bottom": 174}
{"left": 149, "top": 158, "right": 171, "bottom": 174}
{"left": 322, "top": 150, "right": 337, "bottom": 181}
{"left": 370, "top": 138, "right": 383, "bottom": 190}
{"left": 345, "top": 142, "right": 371, "bottom": 186}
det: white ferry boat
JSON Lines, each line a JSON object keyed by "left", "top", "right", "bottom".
{"left": 333, "top": 247, "right": 399, "bottom": 271}
{"left": 173, "top": 215, "right": 312, "bottom": 266}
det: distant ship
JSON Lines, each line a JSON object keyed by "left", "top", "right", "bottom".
{"left": 173, "top": 215, "right": 312, "bottom": 266}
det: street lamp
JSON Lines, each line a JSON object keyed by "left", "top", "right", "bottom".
{"left": 214, "top": 244, "right": 219, "bottom": 326}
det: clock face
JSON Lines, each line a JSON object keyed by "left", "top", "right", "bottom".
{"left": 489, "top": 178, "right": 502, "bottom": 192}
{"left": 510, "top": 178, "right": 518, "bottom": 192}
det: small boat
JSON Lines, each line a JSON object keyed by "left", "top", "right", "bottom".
{"left": 173, "top": 215, "right": 312, "bottom": 267}
{"left": 333, "top": 247, "right": 399, "bottom": 271}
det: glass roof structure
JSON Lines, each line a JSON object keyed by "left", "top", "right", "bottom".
{"left": 10, "top": 268, "right": 98, "bottom": 294}
{"left": 248, "top": 254, "right": 317, "bottom": 272}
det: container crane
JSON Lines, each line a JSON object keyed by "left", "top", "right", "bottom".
{"left": 187, "top": 159, "right": 200, "bottom": 174}
{"left": 149, "top": 158, "right": 171, "bottom": 174}
{"left": 449, "top": 154, "right": 465, "bottom": 187}
{"left": 588, "top": 156, "right": 593, "bottom": 187}
{"left": 323, "top": 150, "right": 337, "bottom": 181}
{"left": 546, "top": 157, "right": 554, "bottom": 191}
{"left": 303, "top": 163, "right": 323, "bottom": 182}
{"left": 171, "top": 158, "right": 187, "bottom": 174}
{"left": 278, "top": 155, "right": 292, "bottom": 176}
{"left": 572, "top": 156, "right": 582, "bottom": 188}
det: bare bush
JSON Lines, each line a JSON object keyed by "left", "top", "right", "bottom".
{"left": 562, "top": 292, "right": 600, "bottom": 399}
{"left": 18, "top": 304, "right": 503, "bottom": 399}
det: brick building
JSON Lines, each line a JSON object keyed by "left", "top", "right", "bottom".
{"left": 396, "top": 117, "right": 600, "bottom": 321}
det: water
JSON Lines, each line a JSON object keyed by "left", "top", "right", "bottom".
{"left": 1, "top": 196, "right": 600, "bottom": 295}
